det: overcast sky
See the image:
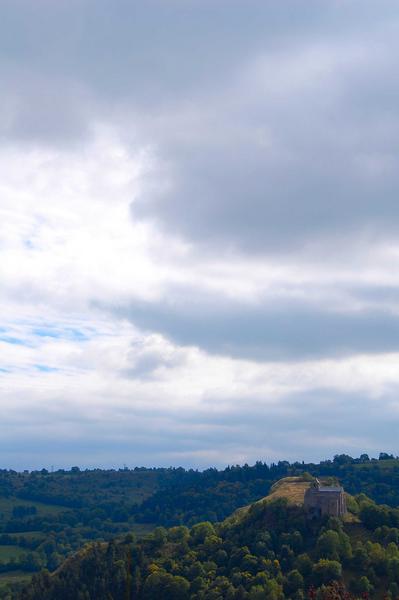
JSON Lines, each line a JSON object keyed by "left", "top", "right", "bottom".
{"left": 1, "top": 0, "right": 399, "bottom": 470}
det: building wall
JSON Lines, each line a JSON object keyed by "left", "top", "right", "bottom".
{"left": 304, "top": 488, "right": 347, "bottom": 517}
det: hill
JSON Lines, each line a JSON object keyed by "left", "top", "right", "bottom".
{"left": 18, "top": 481, "right": 399, "bottom": 599}
{"left": 1, "top": 454, "right": 399, "bottom": 595}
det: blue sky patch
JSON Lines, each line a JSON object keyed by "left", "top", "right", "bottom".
{"left": 32, "top": 326, "right": 90, "bottom": 342}
{"left": 0, "top": 335, "right": 29, "bottom": 346}
{"left": 65, "top": 328, "right": 89, "bottom": 341}
{"left": 32, "top": 328, "right": 62, "bottom": 339}
{"left": 34, "top": 364, "right": 59, "bottom": 373}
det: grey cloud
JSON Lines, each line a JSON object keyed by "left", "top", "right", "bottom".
{"left": 122, "top": 351, "right": 170, "bottom": 380}
{"left": 133, "top": 40, "right": 399, "bottom": 253}
{"left": 4, "top": 76, "right": 93, "bottom": 145}
{"left": 180, "top": 388, "right": 395, "bottom": 459}
{"left": 108, "top": 287, "right": 399, "bottom": 361}
{"left": 122, "top": 344, "right": 187, "bottom": 380}
{"left": 1, "top": 0, "right": 313, "bottom": 142}
{"left": 0, "top": 1, "right": 334, "bottom": 100}
{"left": 2, "top": 0, "right": 399, "bottom": 254}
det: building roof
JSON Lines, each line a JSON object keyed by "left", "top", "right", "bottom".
{"left": 317, "top": 486, "right": 343, "bottom": 492}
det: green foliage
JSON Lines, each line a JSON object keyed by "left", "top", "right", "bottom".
{"left": 143, "top": 570, "right": 190, "bottom": 600}
{"left": 350, "top": 575, "right": 373, "bottom": 594}
{"left": 284, "top": 569, "right": 304, "bottom": 594}
{"left": 312, "top": 559, "right": 342, "bottom": 585}
{"left": 316, "top": 531, "right": 342, "bottom": 561}
{"left": 0, "top": 454, "right": 398, "bottom": 596}
{"left": 20, "top": 492, "right": 399, "bottom": 600}
{"left": 17, "top": 493, "right": 399, "bottom": 600}
{"left": 190, "top": 522, "right": 216, "bottom": 544}
{"left": 316, "top": 528, "right": 351, "bottom": 564}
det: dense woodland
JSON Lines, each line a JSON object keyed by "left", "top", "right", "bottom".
{"left": 19, "top": 488, "right": 399, "bottom": 599}
{"left": 0, "top": 453, "right": 398, "bottom": 596}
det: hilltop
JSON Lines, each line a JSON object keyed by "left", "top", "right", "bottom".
{"left": 228, "top": 476, "right": 357, "bottom": 525}
{"left": 225, "top": 476, "right": 314, "bottom": 525}
{"left": 267, "top": 477, "right": 313, "bottom": 505}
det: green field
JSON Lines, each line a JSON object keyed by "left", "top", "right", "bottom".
{"left": 0, "top": 571, "right": 31, "bottom": 583}
{"left": 0, "top": 546, "right": 26, "bottom": 561}
{"left": 7, "top": 531, "right": 45, "bottom": 542}
{"left": 0, "top": 497, "right": 64, "bottom": 520}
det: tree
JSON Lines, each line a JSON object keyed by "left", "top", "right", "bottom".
{"left": 168, "top": 526, "right": 189, "bottom": 543}
{"left": 249, "top": 586, "right": 267, "bottom": 600}
{"left": 166, "top": 575, "right": 190, "bottom": 600}
{"left": 352, "top": 543, "right": 368, "bottom": 572}
{"left": 360, "top": 504, "right": 390, "bottom": 529}
{"left": 316, "top": 531, "right": 341, "bottom": 561}
{"left": 143, "top": 571, "right": 189, "bottom": 600}
{"left": 249, "top": 580, "right": 283, "bottom": 600}
{"left": 190, "top": 522, "right": 216, "bottom": 544}
{"left": 313, "top": 559, "right": 342, "bottom": 586}
{"left": 152, "top": 527, "right": 168, "bottom": 547}
{"left": 359, "top": 454, "right": 370, "bottom": 463}
{"left": 295, "top": 553, "right": 313, "bottom": 578}
{"left": 388, "top": 557, "right": 399, "bottom": 583}
{"left": 350, "top": 575, "right": 373, "bottom": 595}
{"left": 379, "top": 453, "right": 394, "bottom": 461}
{"left": 285, "top": 569, "right": 304, "bottom": 594}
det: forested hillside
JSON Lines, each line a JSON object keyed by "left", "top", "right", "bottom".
{"left": 19, "top": 480, "right": 399, "bottom": 599}
{"left": 132, "top": 453, "right": 399, "bottom": 526}
{"left": 0, "top": 453, "right": 398, "bottom": 596}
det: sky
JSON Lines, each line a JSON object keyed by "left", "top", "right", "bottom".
{"left": 1, "top": 0, "right": 399, "bottom": 470}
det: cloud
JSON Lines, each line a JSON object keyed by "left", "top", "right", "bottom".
{"left": 109, "top": 284, "right": 399, "bottom": 361}
{"left": 1, "top": 0, "right": 399, "bottom": 468}
{"left": 3, "top": 1, "right": 399, "bottom": 256}
{"left": 2, "top": 132, "right": 399, "bottom": 467}
{"left": 122, "top": 337, "right": 187, "bottom": 380}
{"left": 1, "top": 381, "right": 398, "bottom": 469}
{"left": 132, "top": 34, "right": 399, "bottom": 254}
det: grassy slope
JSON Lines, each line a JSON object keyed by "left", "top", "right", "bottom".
{"left": 267, "top": 476, "right": 311, "bottom": 504}
{"left": 226, "top": 476, "right": 313, "bottom": 523}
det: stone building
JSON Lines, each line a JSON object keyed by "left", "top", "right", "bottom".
{"left": 304, "top": 479, "right": 347, "bottom": 518}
